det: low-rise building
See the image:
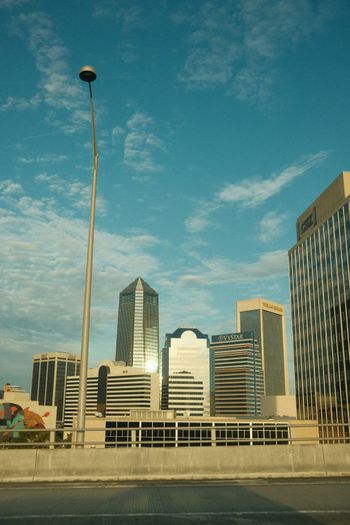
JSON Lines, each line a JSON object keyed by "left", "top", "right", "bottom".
{"left": 64, "top": 360, "right": 159, "bottom": 428}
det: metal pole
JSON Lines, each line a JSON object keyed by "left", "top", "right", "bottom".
{"left": 76, "top": 69, "right": 99, "bottom": 447}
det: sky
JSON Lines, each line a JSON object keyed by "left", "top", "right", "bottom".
{"left": 1, "top": 0, "right": 350, "bottom": 392}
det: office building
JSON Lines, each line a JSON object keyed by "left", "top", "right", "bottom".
{"left": 211, "top": 332, "right": 263, "bottom": 417}
{"left": 31, "top": 352, "right": 80, "bottom": 424}
{"left": 236, "top": 298, "right": 289, "bottom": 396}
{"left": 64, "top": 360, "right": 159, "bottom": 428}
{"left": 115, "top": 277, "right": 159, "bottom": 372}
{"left": 161, "top": 328, "right": 211, "bottom": 416}
{"left": 289, "top": 171, "right": 350, "bottom": 437}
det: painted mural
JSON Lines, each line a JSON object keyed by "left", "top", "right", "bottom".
{"left": 0, "top": 402, "right": 50, "bottom": 440}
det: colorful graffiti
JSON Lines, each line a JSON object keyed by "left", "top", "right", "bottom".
{"left": 0, "top": 403, "right": 50, "bottom": 440}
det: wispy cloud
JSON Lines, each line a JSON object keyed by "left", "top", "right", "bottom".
{"left": 185, "top": 200, "right": 221, "bottom": 234}
{"left": 93, "top": 0, "right": 144, "bottom": 30}
{"left": 177, "top": 0, "right": 334, "bottom": 103}
{"left": 256, "top": 211, "right": 289, "bottom": 243}
{"left": 0, "top": 94, "right": 41, "bottom": 112}
{"left": 179, "top": 250, "right": 288, "bottom": 286}
{"left": 0, "top": 179, "right": 23, "bottom": 195}
{"left": 0, "top": 0, "right": 29, "bottom": 8}
{"left": 35, "top": 173, "right": 108, "bottom": 215}
{"left": 185, "top": 151, "right": 329, "bottom": 233}
{"left": 0, "top": 186, "right": 160, "bottom": 370}
{"left": 123, "top": 111, "right": 166, "bottom": 173}
{"left": 2, "top": 13, "right": 86, "bottom": 134}
{"left": 18, "top": 154, "right": 68, "bottom": 164}
{"left": 218, "top": 151, "right": 329, "bottom": 206}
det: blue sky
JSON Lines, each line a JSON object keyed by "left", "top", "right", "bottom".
{"left": 1, "top": 0, "right": 349, "bottom": 391}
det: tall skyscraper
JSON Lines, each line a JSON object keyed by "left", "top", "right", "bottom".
{"left": 289, "top": 171, "right": 350, "bottom": 437}
{"left": 236, "top": 298, "right": 289, "bottom": 396}
{"left": 161, "top": 328, "right": 211, "bottom": 416}
{"left": 211, "top": 332, "right": 263, "bottom": 417}
{"left": 115, "top": 277, "right": 159, "bottom": 372}
{"left": 31, "top": 352, "right": 80, "bottom": 424}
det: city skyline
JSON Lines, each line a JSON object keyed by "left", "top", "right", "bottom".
{"left": 1, "top": 1, "right": 350, "bottom": 391}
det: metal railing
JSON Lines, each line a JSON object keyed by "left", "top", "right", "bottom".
{"left": 0, "top": 422, "right": 349, "bottom": 449}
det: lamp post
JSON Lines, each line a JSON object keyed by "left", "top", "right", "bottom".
{"left": 76, "top": 65, "right": 98, "bottom": 447}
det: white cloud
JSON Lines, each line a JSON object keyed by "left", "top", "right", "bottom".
{"left": 0, "top": 179, "right": 23, "bottom": 195}
{"left": 112, "top": 126, "right": 125, "bottom": 142}
{"left": 0, "top": 0, "right": 29, "bottom": 7}
{"left": 1, "top": 13, "right": 87, "bottom": 135}
{"left": 185, "top": 201, "right": 221, "bottom": 233}
{"left": 0, "top": 189, "right": 161, "bottom": 369}
{"left": 218, "top": 151, "right": 329, "bottom": 207}
{"left": 177, "top": 0, "right": 334, "bottom": 103}
{"left": 257, "top": 211, "right": 289, "bottom": 243}
{"left": 35, "top": 173, "right": 108, "bottom": 216}
{"left": 18, "top": 154, "right": 68, "bottom": 164}
{"left": 93, "top": 0, "right": 143, "bottom": 29}
{"left": 184, "top": 151, "right": 329, "bottom": 233}
{"left": 123, "top": 111, "right": 166, "bottom": 173}
{"left": 0, "top": 94, "right": 41, "bottom": 112}
{"left": 179, "top": 250, "right": 288, "bottom": 286}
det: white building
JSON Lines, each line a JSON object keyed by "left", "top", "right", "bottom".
{"left": 64, "top": 360, "right": 159, "bottom": 428}
{"left": 161, "top": 328, "right": 211, "bottom": 416}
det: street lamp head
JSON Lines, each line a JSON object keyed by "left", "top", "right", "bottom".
{"left": 79, "top": 65, "right": 97, "bottom": 83}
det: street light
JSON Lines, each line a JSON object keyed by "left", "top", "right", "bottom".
{"left": 76, "top": 65, "right": 98, "bottom": 446}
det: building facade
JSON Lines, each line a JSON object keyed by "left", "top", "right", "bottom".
{"left": 211, "top": 332, "right": 263, "bottom": 417}
{"left": 161, "top": 328, "right": 211, "bottom": 416}
{"left": 80, "top": 410, "right": 318, "bottom": 449}
{"left": 115, "top": 277, "right": 159, "bottom": 372}
{"left": 31, "top": 352, "right": 80, "bottom": 424}
{"left": 64, "top": 360, "right": 159, "bottom": 428}
{"left": 289, "top": 171, "right": 350, "bottom": 437}
{"left": 236, "top": 298, "right": 289, "bottom": 396}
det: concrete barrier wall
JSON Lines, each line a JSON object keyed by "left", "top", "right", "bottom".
{"left": 1, "top": 444, "right": 350, "bottom": 483}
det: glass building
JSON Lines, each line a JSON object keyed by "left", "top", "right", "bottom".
{"left": 236, "top": 298, "right": 289, "bottom": 396}
{"left": 161, "top": 328, "right": 211, "bottom": 416}
{"left": 31, "top": 352, "right": 80, "bottom": 424}
{"left": 211, "top": 332, "right": 263, "bottom": 417}
{"left": 115, "top": 277, "right": 159, "bottom": 373}
{"left": 289, "top": 171, "right": 350, "bottom": 439}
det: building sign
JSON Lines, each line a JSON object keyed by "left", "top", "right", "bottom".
{"left": 262, "top": 301, "right": 283, "bottom": 313}
{"left": 298, "top": 207, "right": 317, "bottom": 239}
{"left": 212, "top": 331, "right": 253, "bottom": 343}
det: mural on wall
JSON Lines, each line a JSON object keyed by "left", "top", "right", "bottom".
{"left": 0, "top": 402, "right": 50, "bottom": 440}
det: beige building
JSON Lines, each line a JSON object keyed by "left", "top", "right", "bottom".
{"left": 64, "top": 360, "right": 159, "bottom": 428}
{"left": 236, "top": 298, "right": 289, "bottom": 396}
{"left": 261, "top": 395, "right": 297, "bottom": 418}
{"left": 77, "top": 409, "right": 319, "bottom": 448}
{"left": 289, "top": 171, "right": 350, "bottom": 438}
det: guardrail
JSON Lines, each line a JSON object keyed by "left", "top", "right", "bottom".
{"left": 0, "top": 421, "right": 349, "bottom": 448}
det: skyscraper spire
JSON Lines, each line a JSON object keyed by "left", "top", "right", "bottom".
{"left": 115, "top": 277, "right": 159, "bottom": 372}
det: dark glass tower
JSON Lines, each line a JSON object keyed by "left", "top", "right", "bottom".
{"left": 115, "top": 277, "right": 159, "bottom": 372}
{"left": 31, "top": 352, "right": 80, "bottom": 424}
{"left": 289, "top": 171, "right": 350, "bottom": 439}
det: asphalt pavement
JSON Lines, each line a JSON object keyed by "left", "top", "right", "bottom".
{"left": 1, "top": 477, "right": 350, "bottom": 525}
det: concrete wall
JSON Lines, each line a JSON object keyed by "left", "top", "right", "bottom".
{"left": 1, "top": 444, "right": 350, "bottom": 482}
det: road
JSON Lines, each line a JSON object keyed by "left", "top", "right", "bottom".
{"left": 1, "top": 478, "right": 350, "bottom": 524}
